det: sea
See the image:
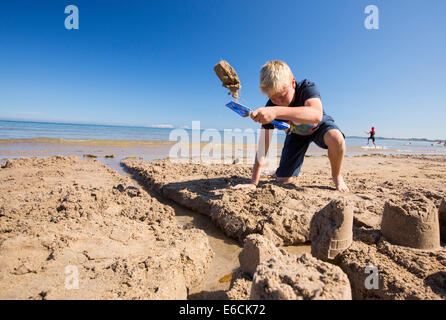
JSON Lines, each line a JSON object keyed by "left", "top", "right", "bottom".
{"left": 1, "top": 120, "right": 445, "bottom": 168}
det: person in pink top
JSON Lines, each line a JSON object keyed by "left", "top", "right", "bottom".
{"left": 366, "top": 127, "right": 376, "bottom": 148}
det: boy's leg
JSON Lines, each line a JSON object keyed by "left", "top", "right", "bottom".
{"left": 275, "top": 134, "right": 311, "bottom": 184}
{"left": 325, "top": 130, "right": 349, "bottom": 192}
{"left": 312, "top": 122, "right": 349, "bottom": 192}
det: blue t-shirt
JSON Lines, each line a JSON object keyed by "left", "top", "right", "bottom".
{"left": 261, "top": 79, "right": 333, "bottom": 135}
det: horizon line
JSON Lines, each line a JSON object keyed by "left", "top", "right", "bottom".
{"left": 0, "top": 118, "right": 444, "bottom": 142}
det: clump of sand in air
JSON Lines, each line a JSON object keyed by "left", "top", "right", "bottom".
{"left": 214, "top": 60, "right": 241, "bottom": 99}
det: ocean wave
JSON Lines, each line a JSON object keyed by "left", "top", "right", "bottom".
{"left": 360, "top": 146, "right": 388, "bottom": 150}
{"left": 0, "top": 137, "right": 175, "bottom": 147}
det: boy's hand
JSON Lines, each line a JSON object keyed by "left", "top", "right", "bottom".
{"left": 251, "top": 107, "right": 276, "bottom": 124}
{"left": 230, "top": 183, "right": 257, "bottom": 191}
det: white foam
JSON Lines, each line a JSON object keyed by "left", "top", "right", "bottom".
{"left": 360, "top": 146, "right": 387, "bottom": 150}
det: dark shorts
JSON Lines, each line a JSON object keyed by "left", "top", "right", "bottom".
{"left": 276, "top": 120, "right": 345, "bottom": 178}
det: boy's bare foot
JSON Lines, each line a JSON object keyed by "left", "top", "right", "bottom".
{"left": 231, "top": 183, "right": 256, "bottom": 191}
{"left": 332, "top": 176, "right": 349, "bottom": 193}
{"left": 268, "top": 173, "right": 294, "bottom": 184}
{"left": 276, "top": 177, "right": 294, "bottom": 184}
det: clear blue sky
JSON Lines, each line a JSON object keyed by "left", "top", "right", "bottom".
{"left": 0, "top": 0, "right": 445, "bottom": 139}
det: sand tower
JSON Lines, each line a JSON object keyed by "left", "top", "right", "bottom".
{"left": 310, "top": 198, "right": 354, "bottom": 261}
{"left": 439, "top": 198, "right": 446, "bottom": 243}
{"left": 381, "top": 196, "right": 441, "bottom": 250}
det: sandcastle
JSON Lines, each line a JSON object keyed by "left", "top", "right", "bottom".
{"left": 238, "top": 234, "right": 285, "bottom": 276}
{"left": 381, "top": 196, "right": 441, "bottom": 250}
{"left": 439, "top": 198, "right": 446, "bottom": 243}
{"left": 309, "top": 198, "right": 354, "bottom": 261}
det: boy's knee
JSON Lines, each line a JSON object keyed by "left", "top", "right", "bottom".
{"left": 324, "top": 129, "right": 345, "bottom": 148}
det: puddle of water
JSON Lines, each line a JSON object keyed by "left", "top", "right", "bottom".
{"left": 282, "top": 244, "right": 312, "bottom": 256}
{"left": 175, "top": 207, "right": 243, "bottom": 299}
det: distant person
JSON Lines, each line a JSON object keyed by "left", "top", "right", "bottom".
{"left": 366, "top": 127, "right": 376, "bottom": 148}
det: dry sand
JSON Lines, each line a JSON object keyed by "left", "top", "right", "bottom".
{"left": 1, "top": 154, "right": 445, "bottom": 300}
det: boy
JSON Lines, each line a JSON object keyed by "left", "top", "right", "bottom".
{"left": 233, "top": 60, "right": 349, "bottom": 192}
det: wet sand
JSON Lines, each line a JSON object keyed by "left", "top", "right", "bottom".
{"left": 1, "top": 137, "right": 444, "bottom": 162}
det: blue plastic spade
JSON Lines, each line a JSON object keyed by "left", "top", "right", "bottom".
{"left": 225, "top": 101, "right": 290, "bottom": 130}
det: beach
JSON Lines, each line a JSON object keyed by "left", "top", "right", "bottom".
{"left": 2, "top": 0, "right": 445, "bottom": 304}
{"left": 0, "top": 146, "right": 445, "bottom": 299}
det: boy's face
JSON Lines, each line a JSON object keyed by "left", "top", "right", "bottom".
{"left": 269, "top": 79, "right": 296, "bottom": 106}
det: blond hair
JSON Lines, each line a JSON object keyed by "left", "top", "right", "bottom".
{"left": 259, "top": 60, "right": 294, "bottom": 96}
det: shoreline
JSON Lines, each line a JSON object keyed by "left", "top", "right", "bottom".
{"left": 2, "top": 139, "right": 446, "bottom": 175}
{"left": 1, "top": 137, "right": 446, "bottom": 156}
{"left": 2, "top": 136, "right": 446, "bottom": 181}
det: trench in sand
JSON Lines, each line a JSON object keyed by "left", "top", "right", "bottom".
{"left": 103, "top": 159, "right": 311, "bottom": 299}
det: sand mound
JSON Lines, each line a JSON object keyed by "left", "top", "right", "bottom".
{"left": 232, "top": 235, "right": 352, "bottom": 300}
{"left": 251, "top": 252, "right": 352, "bottom": 300}
{"left": 336, "top": 238, "right": 446, "bottom": 299}
{"left": 214, "top": 60, "right": 241, "bottom": 99}
{"left": 0, "top": 156, "right": 213, "bottom": 299}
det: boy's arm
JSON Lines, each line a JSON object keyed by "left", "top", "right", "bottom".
{"left": 231, "top": 128, "right": 273, "bottom": 190}
{"left": 251, "top": 98, "right": 323, "bottom": 125}
{"left": 251, "top": 128, "right": 273, "bottom": 185}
